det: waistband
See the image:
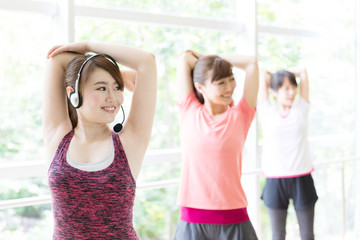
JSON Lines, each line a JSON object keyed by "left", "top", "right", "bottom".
{"left": 180, "top": 206, "right": 249, "bottom": 225}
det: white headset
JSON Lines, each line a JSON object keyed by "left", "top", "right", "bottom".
{"left": 69, "top": 54, "right": 119, "bottom": 108}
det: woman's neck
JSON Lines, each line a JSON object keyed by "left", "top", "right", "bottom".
{"left": 203, "top": 101, "right": 228, "bottom": 119}
{"left": 74, "top": 122, "right": 111, "bottom": 143}
{"left": 277, "top": 103, "right": 292, "bottom": 117}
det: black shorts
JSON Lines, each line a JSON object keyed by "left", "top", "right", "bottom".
{"left": 261, "top": 174, "right": 318, "bottom": 210}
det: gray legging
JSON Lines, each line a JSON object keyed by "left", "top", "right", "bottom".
{"left": 267, "top": 206, "right": 315, "bottom": 240}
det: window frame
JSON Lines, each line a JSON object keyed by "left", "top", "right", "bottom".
{"left": 0, "top": 0, "right": 359, "bottom": 239}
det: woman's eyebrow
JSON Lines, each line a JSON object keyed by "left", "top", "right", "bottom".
{"left": 93, "top": 81, "right": 108, "bottom": 85}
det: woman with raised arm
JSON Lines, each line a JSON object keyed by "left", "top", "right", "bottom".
{"left": 174, "top": 50, "right": 259, "bottom": 240}
{"left": 43, "top": 42, "right": 156, "bottom": 239}
{"left": 258, "top": 68, "right": 318, "bottom": 240}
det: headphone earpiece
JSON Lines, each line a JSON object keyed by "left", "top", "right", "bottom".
{"left": 70, "top": 90, "right": 81, "bottom": 108}
{"left": 69, "top": 74, "right": 82, "bottom": 108}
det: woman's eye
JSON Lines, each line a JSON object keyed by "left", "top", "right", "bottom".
{"left": 97, "top": 87, "right": 106, "bottom": 91}
{"left": 114, "top": 86, "right": 121, "bottom": 91}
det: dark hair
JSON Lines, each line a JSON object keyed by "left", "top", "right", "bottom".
{"left": 271, "top": 70, "right": 297, "bottom": 91}
{"left": 65, "top": 55, "right": 124, "bottom": 128}
{"left": 192, "top": 55, "right": 233, "bottom": 104}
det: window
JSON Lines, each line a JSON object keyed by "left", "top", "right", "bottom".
{"left": 1, "top": 0, "right": 359, "bottom": 239}
{"left": 0, "top": 7, "right": 53, "bottom": 239}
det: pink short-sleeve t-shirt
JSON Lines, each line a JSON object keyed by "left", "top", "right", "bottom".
{"left": 177, "top": 92, "right": 256, "bottom": 210}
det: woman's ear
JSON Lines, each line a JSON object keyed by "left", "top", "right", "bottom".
{"left": 194, "top": 82, "right": 202, "bottom": 94}
{"left": 269, "top": 88, "right": 278, "bottom": 99}
{"left": 66, "top": 86, "right": 75, "bottom": 99}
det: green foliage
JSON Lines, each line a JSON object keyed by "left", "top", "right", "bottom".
{"left": 0, "top": 12, "right": 49, "bottom": 162}
{"left": 257, "top": 2, "right": 276, "bottom": 23}
{"left": 0, "top": 189, "right": 42, "bottom": 218}
{"left": 134, "top": 186, "right": 179, "bottom": 239}
{"left": 258, "top": 34, "right": 301, "bottom": 70}
{"left": 0, "top": 178, "right": 50, "bottom": 218}
{"left": 257, "top": 0, "right": 354, "bottom": 32}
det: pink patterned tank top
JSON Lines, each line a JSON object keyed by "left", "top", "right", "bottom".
{"left": 48, "top": 130, "right": 138, "bottom": 239}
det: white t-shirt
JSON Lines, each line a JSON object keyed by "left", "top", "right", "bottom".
{"left": 258, "top": 97, "right": 313, "bottom": 178}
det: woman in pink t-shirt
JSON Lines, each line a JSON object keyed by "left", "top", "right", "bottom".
{"left": 174, "top": 50, "right": 259, "bottom": 240}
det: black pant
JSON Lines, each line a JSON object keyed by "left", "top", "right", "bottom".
{"left": 267, "top": 206, "right": 315, "bottom": 240}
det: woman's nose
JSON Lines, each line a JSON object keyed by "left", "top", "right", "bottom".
{"left": 106, "top": 90, "right": 116, "bottom": 102}
{"left": 226, "top": 81, "right": 235, "bottom": 91}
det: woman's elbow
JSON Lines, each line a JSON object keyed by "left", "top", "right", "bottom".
{"left": 139, "top": 52, "right": 157, "bottom": 72}
{"left": 146, "top": 52, "right": 156, "bottom": 66}
{"left": 250, "top": 56, "right": 258, "bottom": 65}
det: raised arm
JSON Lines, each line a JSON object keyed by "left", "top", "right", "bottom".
{"left": 297, "top": 69, "right": 309, "bottom": 103}
{"left": 43, "top": 52, "right": 78, "bottom": 152}
{"left": 176, "top": 50, "right": 201, "bottom": 103}
{"left": 258, "top": 69, "right": 272, "bottom": 105}
{"left": 219, "top": 54, "right": 259, "bottom": 109}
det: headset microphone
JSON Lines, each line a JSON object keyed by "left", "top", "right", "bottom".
{"left": 113, "top": 106, "right": 125, "bottom": 133}
{"left": 113, "top": 123, "right": 123, "bottom": 133}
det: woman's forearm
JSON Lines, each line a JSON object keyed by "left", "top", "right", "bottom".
{"left": 219, "top": 54, "right": 257, "bottom": 70}
{"left": 86, "top": 42, "right": 156, "bottom": 72}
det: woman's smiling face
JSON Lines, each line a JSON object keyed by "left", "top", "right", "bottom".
{"left": 78, "top": 67, "right": 124, "bottom": 125}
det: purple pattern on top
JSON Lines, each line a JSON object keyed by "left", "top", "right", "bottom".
{"left": 48, "top": 130, "right": 138, "bottom": 239}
